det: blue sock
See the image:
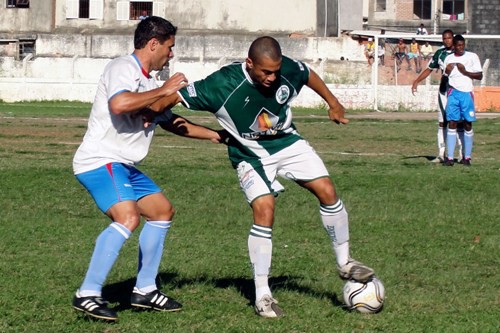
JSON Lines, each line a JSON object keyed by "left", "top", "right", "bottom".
{"left": 464, "top": 129, "right": 474, "bottom": 159}
{"left": 136, "top": 221, "right": 171, "bottom": 291}
{"left": 79, "top": 222, "right": 131, "bottom": 296}
{"left": 446, "top": 128, "right": 457, "bottom": 160}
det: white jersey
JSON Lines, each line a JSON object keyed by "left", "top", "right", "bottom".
{"left": 444, "top": 51, "right": 482, "bottom": 93}
{"left": 73, "top": 54, "right": 170, "bottom": 174}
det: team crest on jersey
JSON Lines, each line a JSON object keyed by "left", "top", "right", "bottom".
{"left": 275, "top": 85, "right": 290, "bottom": 104}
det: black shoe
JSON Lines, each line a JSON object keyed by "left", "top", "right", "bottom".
{"left": 131, "top": 288, "right": 182, "bottom": 312}
{"left": 73, "top": 294, "right": 118, "bottom": 321}
{"left": 444, "top": 158, "right": 454, "bottom": 166}
{"left": 461, "top": 158, "right": 472, "bottom": 167}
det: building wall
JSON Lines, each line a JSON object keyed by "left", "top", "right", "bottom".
{"left": 367, "top": 0, "right": 467, "bottom": 33}
{"left": 0, "top": 1, "right": 54, "bottom": 34}
{"left": 467, "top": 0, "right": 500, "bottom": 87}
{"left": 0, "top": 0, "right": 320, "bottom": 36}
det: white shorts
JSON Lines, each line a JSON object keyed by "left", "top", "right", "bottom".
{"left": 437, "top": 92, "right": 448, "bottom": 123}
{"left": 236, "top": 139, "right": 330, "bottom": 203}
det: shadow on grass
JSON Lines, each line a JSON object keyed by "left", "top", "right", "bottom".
{"left": 402, "top": 155, "right": 437, "bottom": 161}
{"left": 102, "top": 272, "right": 345, "bottom": 312}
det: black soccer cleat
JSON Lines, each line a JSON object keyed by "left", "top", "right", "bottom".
{"left": 443, "top": 158, "right": 454, "bottom": 166}
{"left": 460, "top": 158, "right": 472, "bottom": 167}
{"left": 131, "top": 288, "right": 182, "bottom": 312}
{"left": 73, "top": 294, "right": 118, "bottom": 322}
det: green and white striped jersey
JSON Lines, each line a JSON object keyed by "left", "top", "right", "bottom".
{"left": 178, "top": 56, "right": 310, "bottom": 166}
{"left": 428, "top": 46, "right": 453, "bottom": 72}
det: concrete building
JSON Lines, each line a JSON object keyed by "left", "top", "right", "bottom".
{"left": 0, "top": 0, "right": 498, "bottom": 110}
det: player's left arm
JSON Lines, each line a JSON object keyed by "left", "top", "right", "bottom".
{"left": 158, "top": 113, "right": 226, "bottom": 144}
{"left": 306, "top": 69, "right": 348, "bottom": 125}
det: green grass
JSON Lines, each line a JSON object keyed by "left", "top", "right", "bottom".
{"left": 0, "top": 102, "right": 499, "bottom": 333}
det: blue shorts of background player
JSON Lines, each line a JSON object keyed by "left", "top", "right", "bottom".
{"left": 76, "top": 163, "right": 161, "bottom": 213}
{"left": 445, "top": 89, "right": 477, "bottom": 122}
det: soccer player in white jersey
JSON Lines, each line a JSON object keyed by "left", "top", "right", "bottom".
{"left": 148, "top": 36, "right": 376, "bottom": 318}
{"left": 412, "top": 30, "right": 463, "bottom": 163}
{"left": 443, "top": 34, "right": 483, "bottom": 166}
{"left": 72, "top": 17, "right": 223, "bottom": 322}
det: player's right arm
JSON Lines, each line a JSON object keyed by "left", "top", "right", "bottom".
{"left": 411, "top": 68, "right": 433, "bottom": 95}
{"left": 306, "top": 69, "right": 348, "bottom": 125}
{"left": 109, "top": 72, "right": 187, "bottom": 115}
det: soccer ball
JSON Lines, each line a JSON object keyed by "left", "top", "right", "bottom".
{"left": 343, "top": 277, "right": 385, "bottom": 313}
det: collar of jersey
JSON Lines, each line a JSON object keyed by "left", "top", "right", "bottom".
{"left": 131, "top": 53, "right": 151, "bottom": 79}
{"left": 241, "top": 62, "right": 254, "bottom": 85}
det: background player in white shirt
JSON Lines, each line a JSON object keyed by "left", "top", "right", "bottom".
{"left": 443, "top": 34, "right": 483, "bottom": 166}
{"left": 72, "top": 17, "right": 223, "bottom": 321}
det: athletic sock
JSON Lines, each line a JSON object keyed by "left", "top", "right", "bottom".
{"left": 437, "top": 125, "right": 446, "bottom": 158}
{"left": 320, "top": 200, "right": 350, "bottom": 267}
{"left": 446, "top": 128, "right": 457, "bottom": 160}
{"left": 136, "top": 221, "right": 171, "bottom": 292}
{"left": 248, "top": 224, "right": 273, "bottom": 300}
{"left": 464, "top": 129, "right": 474, "bottom": 159}
{"left": 79, "top": 222, "right": 131, "bottom": 296}
{"left": 457, "top": 128, "right": 465, "bottom": 159}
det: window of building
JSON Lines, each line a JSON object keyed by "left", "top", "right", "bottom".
{"left": 413, "top": 0, "right": 431, "bottom": 19}
{"left": 443, "top": 0, "right": 465, "bottom": 20}
{"left": 130, "top": 1, "right": 153, "bottom": 20}
{"left": 79, "top": 0, "right": 89, "bottom": 18}
{"left": 117, "top": 1, "right": 164, "bottom": 20}
{"left": 66, "top": 0, "right": 103, "bottom": 19}
{"left": 376, "top": 0, "right": 386, "bottom": 11}
{"left": 6, "top": 0, "right": 30, "bottom": 8}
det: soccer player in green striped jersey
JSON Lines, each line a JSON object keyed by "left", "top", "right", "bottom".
{"left": 150, "top": 36, "right": 376, "bottom": 318}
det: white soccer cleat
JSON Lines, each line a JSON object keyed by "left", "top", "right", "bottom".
{"left": 337, "top": 259, "right": 375, "bottom": 283}
{"left": 431, "top": 156, "right": 444, "bottom": 163}
{"left": 254, "top": 295, "right": 284, "bottom": 318}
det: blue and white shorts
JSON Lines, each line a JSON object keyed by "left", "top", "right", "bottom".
{"left": 75, "top": 163, "right": 161, "bottom": 213}
{"left": 445, "top": 89, "right": 476, "bottom": 122}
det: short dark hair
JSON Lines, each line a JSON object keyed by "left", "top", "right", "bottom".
{"left": 442, "top": 29, "right": 454, "bottom": 37}
{"left": 134, "top": 16, "right": 177, "bottom": 49}
{"left": 453, "top": 34, "right": 465, "bottom": 44}
{"left": 248, "top": 36, "right": 282, "bottom": 63}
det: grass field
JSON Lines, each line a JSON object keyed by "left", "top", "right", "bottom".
{"left": 0, "top": 102, "right": 499, "bottom": 333}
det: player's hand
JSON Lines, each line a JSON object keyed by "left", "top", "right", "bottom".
{"left": 133, "top": 108, "right": 157, "bottom": 128}
{"left": 211, "top": 129, "right": 231, "bottom": 144}
{"left": 456, "top": 63, "right": 466, "bottom": 74}
{"left": 161, "top": 72, "right": 188, "bottom": 96}
{"left": 445, "top": 63, "right": 456, "bottom": 75}
{"left": 411, "top": 84, "right": 418, "bottom": 96}
{"left": 328, "top": 105, "right": 349, "bottom": 125}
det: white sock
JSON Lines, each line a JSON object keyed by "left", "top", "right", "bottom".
{"left": 437, "top": 125, "right": 446, "bottom": 158}
{"left": 320, "top": 200, "right": 350, "bottom": 267}
{"left": 248, "top": 225, "right": 273, "bottom": 300}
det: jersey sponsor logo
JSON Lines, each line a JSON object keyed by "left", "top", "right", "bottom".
{"left": 275, "top": 85, "right": 290, "bottom": 104}
{"left": 243, "top": 109, "right": 285, "bottom": 139}
{"left": 244, "top": 96, "right": 250, "bottom": 108}
{"left": 187, "top": 83, "right": 197, "bottom": 97}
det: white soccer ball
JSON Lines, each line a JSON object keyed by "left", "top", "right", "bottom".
{"left": 343, "top": 277, "right": 385, "bottom": 313}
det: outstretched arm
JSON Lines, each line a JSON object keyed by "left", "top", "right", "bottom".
{"left": 411, "top": 68, "right": 433, "bottom": 95}
{"left": 307, "top": 69, "right": 349, "bottom": 124}
{"left": 159, "top": 113, "right": 227, "bottom": 144}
